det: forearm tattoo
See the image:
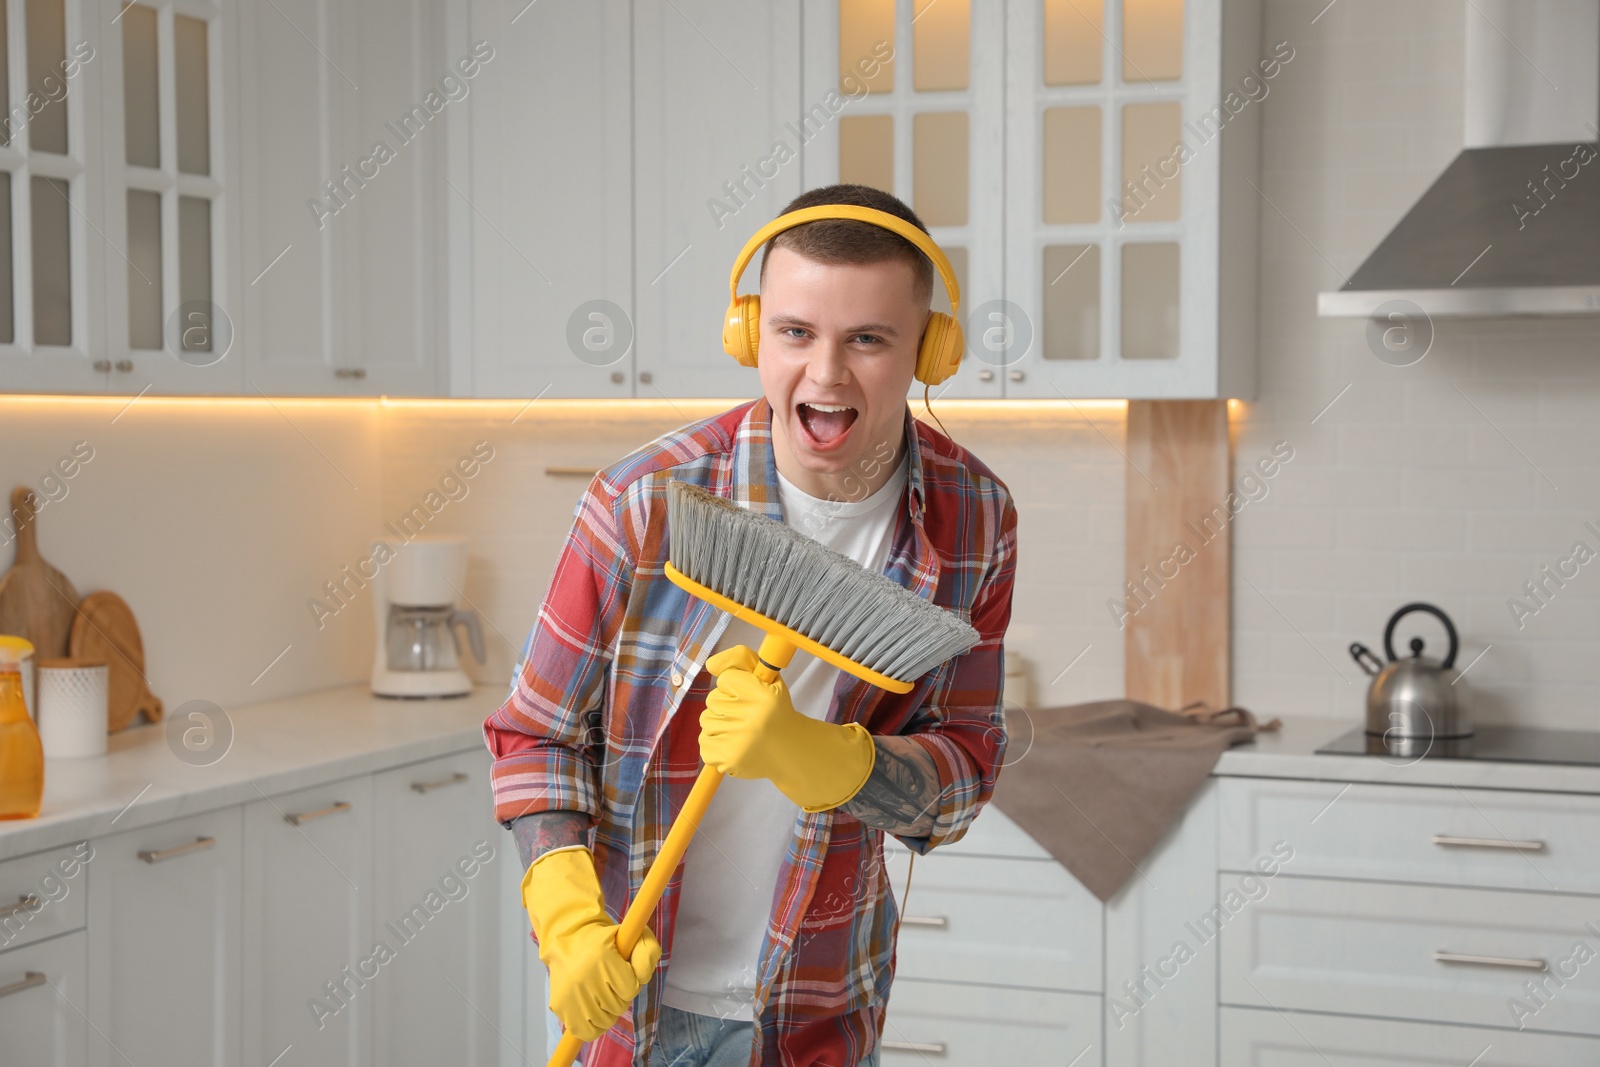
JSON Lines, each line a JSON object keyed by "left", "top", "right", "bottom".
{"left": 510, "top": 811, "right": 591, "bottom": 871}
{"left": 839, "top": 735, "right": 940, "bottom": 837}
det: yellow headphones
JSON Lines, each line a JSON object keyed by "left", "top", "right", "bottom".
{"left": 722, "top": 204, "right": 964, "bottom": 386}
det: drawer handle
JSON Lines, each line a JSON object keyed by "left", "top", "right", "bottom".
{"left": 284, "top": 801, "right": 351, "bottom": 826}
{"left": 0, "top": 971, "right": 46, "bottom": 998}
{"left": 882, "top": 1040, "right": 947, "bottom": 1055}
{"left": 0, "top": 895, "right": 40, "bottom": 919}
{"left": 899, "top": 915, "right": 949, "bottom": 929}
{"left": 412, "top": 771, "right": 469, "bottom": 794}
{"left": 1433, "top": 834, "right": 1546, "bottom": 852}
{"left": 138, "top": 836, "right": 217, "bottom": 864}
{"left": 1435, "top": 950, "right": 1548, "bottom": 971}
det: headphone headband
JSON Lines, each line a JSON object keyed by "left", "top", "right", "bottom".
{"left": 727, "top": 204, "right": 961, "bottom": 315}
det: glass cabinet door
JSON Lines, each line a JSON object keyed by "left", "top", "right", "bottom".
{"left": 811, "top": 0, "right": 1004, "bottom": 399}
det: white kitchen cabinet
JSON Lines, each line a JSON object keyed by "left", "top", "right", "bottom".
{"left": 1219, "top": 873, "right": 1600, "bottom": 1037}
{"left": 630, "top": 0, "right": 802, "bottom": 400}
{"left": 1218, "top": 777, "right": 1597, "bottom": 894}
{"left": 799, "top": 0, "right": 1007, "bottom": 400}
{"left": 802, "top": 0, "right": 1260, "bottom": 400}
{"left": 86, "top": 807, "right": 243, "bottom": 1067}
{"left": 242, "top": 774, "right": 376, "bottom": 1067}
{"left": 452, "top": 0, "right": 635, "bottom": 400}
{"left": 0, "top": 929, "right": 88, "bottom": 1067}
{"left": 370, "top": 749, "right": 504, "bottom": 1067}
{"left": 1102, "top": 779, "right": 1220, "bottom": 1067}
{"left": 236, "top": 0, "right": 445, "bottom": 396}
{"left": 1002, "top": 0, "right": 1261, "bottom": 398}
{"left": 880, "top": 978, "right": 1101, "bottom": 1066}
{"left": 1220, "top": 1005, "right": 1600, "bottom": 1066}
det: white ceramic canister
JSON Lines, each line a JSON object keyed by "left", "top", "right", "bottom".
{"left": 36, "top": 658, "right": 109, "bottom": 758}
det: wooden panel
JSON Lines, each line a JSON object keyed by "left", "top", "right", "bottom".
{"left": 1124, "top": 399, "right": 1230, "bottom": 708}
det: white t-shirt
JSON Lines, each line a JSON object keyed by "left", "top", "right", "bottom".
{"left": 660, "top": 458, "right": 909, "bottom": 1022}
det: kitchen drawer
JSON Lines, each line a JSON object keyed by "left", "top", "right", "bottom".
{"left": 1218, "top": 778, "right": 1594, "bottom": 893}
{"left": 881, "top": 978, "right": 1101, "bottom": 1066}
{"left": 1219, "top": 873, "right": 1600, "bottom": 1037}
{"left": 886, "top": 849, "right": 1102, "bottom": 994}
{"left": 887, "top": 803, "right": 1052, "bottom": 861}
{"left": 1221, "top": 1005, "right": 1600, "bottom": 1065}
{"left": 0, "top": 928, "right": 88, "bottom": 1066}
{"left": 0, "top": 843, "right": 91, "bottom": 952}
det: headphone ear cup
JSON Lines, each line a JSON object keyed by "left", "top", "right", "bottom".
{"left": 915, "top": 312, "right": 964, "bottom": 386}
{"left": 723, "top": 295, "right": 762, "bottom": 367}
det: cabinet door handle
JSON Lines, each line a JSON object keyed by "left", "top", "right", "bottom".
{"left": 335, "top": 367, "right": 367, "bottom": 379}
{"left": 284, "top": 801, "right": 351, "bottom": 826}
{"left": 1433, "top": 834, "right": 1546, "bottom": 852}
{"left": 92, "top": 359, "right": 112, "bottom": 372}
{"left": 0, "top": 895, "right": 40, "bottom": 919}
{"left": 411, "top": 771, "right": 469, "bottom": 794}
{"left": 0, "top": 971, "right": 46, "bottom": 998}
{"left": 899, "top": 915, "right": 949, "bottom": 929}
{"left": 881, "top": 1040, "right": 947, "bottom": 1055}
{"left": 138, "top": 836, "right": 217, "bottom": 864}
{"left": 115, "top": 359, "right": 133, "bottom": 373}
{"left": 977, "top": 369, "right": 994, "bottom": 382}
{"left": 1435, "top": 950, "right": 1548, "bottom": 971}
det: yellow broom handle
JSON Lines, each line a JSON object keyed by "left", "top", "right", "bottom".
{"left": 545, "top": 633, "right": 796, "bottom": 1067}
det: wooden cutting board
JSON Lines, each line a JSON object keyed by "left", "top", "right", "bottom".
{"left": 0, "top": 486, "right": 80, "bottom": 658}
{"left": 69, "top": 592, "right": 164, "bottom": 731}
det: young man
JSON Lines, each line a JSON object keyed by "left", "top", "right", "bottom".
{"left": 484, "top": 184, "right": 1017, "bottom": 1067}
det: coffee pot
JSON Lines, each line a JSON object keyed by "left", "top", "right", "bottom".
{"left": 1350, "top": 602, "right": 1471, "bottom": 741}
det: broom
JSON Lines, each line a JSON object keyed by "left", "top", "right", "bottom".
{"left": 544, "top": 480, "right": 980, "bottom": 1067}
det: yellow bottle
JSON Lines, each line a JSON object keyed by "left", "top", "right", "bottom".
{"left": 0, "top": 635, "right": 44, "bottom": 820}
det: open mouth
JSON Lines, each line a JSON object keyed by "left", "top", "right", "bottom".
{"left": 796, "top": 402, "right": 859, "bottom": 448}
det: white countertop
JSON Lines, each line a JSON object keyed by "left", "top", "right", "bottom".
{"left": 0, "top": 684, "right": 503, "bottom": 862}
{"left": 1213, "top": 715, "right": 1600, "bottom": 795}
{"left": 6, "top": 694, "right": 1596, "bottom": 863}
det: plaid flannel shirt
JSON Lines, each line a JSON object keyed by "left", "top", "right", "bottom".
{"left": 484, "top": 398, "right": 1017, "bottom": 1067}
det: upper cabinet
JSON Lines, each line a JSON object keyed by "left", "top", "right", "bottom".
{"left": 1, "top": 0, "right": 1258, "bottom": 399}
{"left": 1001, "top": 0, "right": 1262, "bottom": 399}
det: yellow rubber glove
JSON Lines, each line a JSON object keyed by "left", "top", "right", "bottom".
{"left": 701, "top": 645, "right": 876, "bottom": 813}
{"left": 521, "top": 847, "right": 661, "bottom": 1042}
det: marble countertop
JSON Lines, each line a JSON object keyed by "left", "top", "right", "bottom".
{"left": 1213, "top": 715, "right": 1600, "bottom": 795}
{"left": 7, "top": 691, "right": 1597, "bottom": 863}
{"left": 0, "top": 684, "right": 503, "bottom": 862}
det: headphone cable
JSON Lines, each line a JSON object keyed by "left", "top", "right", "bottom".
{"left": 921, "top": 382, "right": 951, "bottom": 439}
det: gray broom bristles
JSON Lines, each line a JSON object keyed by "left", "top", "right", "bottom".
{"left": 666, "top": 480, "right": 980, "bottom": 683}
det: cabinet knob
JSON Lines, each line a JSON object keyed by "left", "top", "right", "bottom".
{"left": 335, "top": 367, "right": 367, "bottom": 379}
{"left": 92, "top": 359, "right": 112, "bottom": 373}
{"left": 1009, "top": 370, "right": 1025, "bottom": 382}
{"left": 611, "top": 371, "right": 625, "bottom": 384}
{"left": 638, "top": 371, "right": 653, "bottom": 385}
{"left": 977, "top": 369, "right": 994, "bottom": 382}
{"left": 115, "top": 360, "right": 134, "bottom": 373}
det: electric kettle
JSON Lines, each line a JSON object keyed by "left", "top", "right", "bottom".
{"left": 1350, "top": 602, "right": 1471, "bottom": 740}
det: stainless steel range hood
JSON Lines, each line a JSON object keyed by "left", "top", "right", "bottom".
{"left": 1319, "top": 1, "right": 1600, "bottom": 318}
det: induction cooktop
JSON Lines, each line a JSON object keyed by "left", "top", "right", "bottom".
{"left": 1315, "top": 724, "right": 1600, "bottom": 766}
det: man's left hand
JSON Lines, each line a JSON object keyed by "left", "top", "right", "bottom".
{"left": 700, "top": 645, "right": 876, "bottom": 812}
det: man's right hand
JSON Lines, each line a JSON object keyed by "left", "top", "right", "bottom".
{"left": 522, "top": 847, "right": 662, "bottom": 1042}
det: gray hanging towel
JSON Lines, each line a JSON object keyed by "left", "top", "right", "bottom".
{"left": 988, "top": 699, "right": 1279, "bottom": 903}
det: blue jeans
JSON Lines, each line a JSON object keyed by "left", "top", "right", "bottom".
{"left": 647, "top": 1005, "right": 881, "bottom": 1067}
{"left": 544, "top": 1001, "right": 881, "bottom": 1066}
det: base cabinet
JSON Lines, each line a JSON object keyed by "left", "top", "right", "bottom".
{"left": 243, "top": 774, "right": 377, "bottom": 1067}
{"left": 0, "top": 929, "right": 88, "bottom": 1067}
{"left": 880, "top": 979, "right": 1101, "bottom": 1066}
{"left": 86, "top": 807, "right": 244, "bottom": 1067}
{"left": 370, "top": 750, "right": 505, "bottom": 1067}
{"left": 1220, "top": 1006, "right": 1600, "bottom": 1066}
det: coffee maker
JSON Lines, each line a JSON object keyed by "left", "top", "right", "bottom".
{"left": 370, "top": 536, "right": 485, "bottom": 698}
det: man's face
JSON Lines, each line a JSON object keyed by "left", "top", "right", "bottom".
{"left": 758, "top": 247, "right": 928, "bottom": 498}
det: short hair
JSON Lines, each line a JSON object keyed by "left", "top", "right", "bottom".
{"left": 756, "top": 184, "right": 934, "bottom": 307}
